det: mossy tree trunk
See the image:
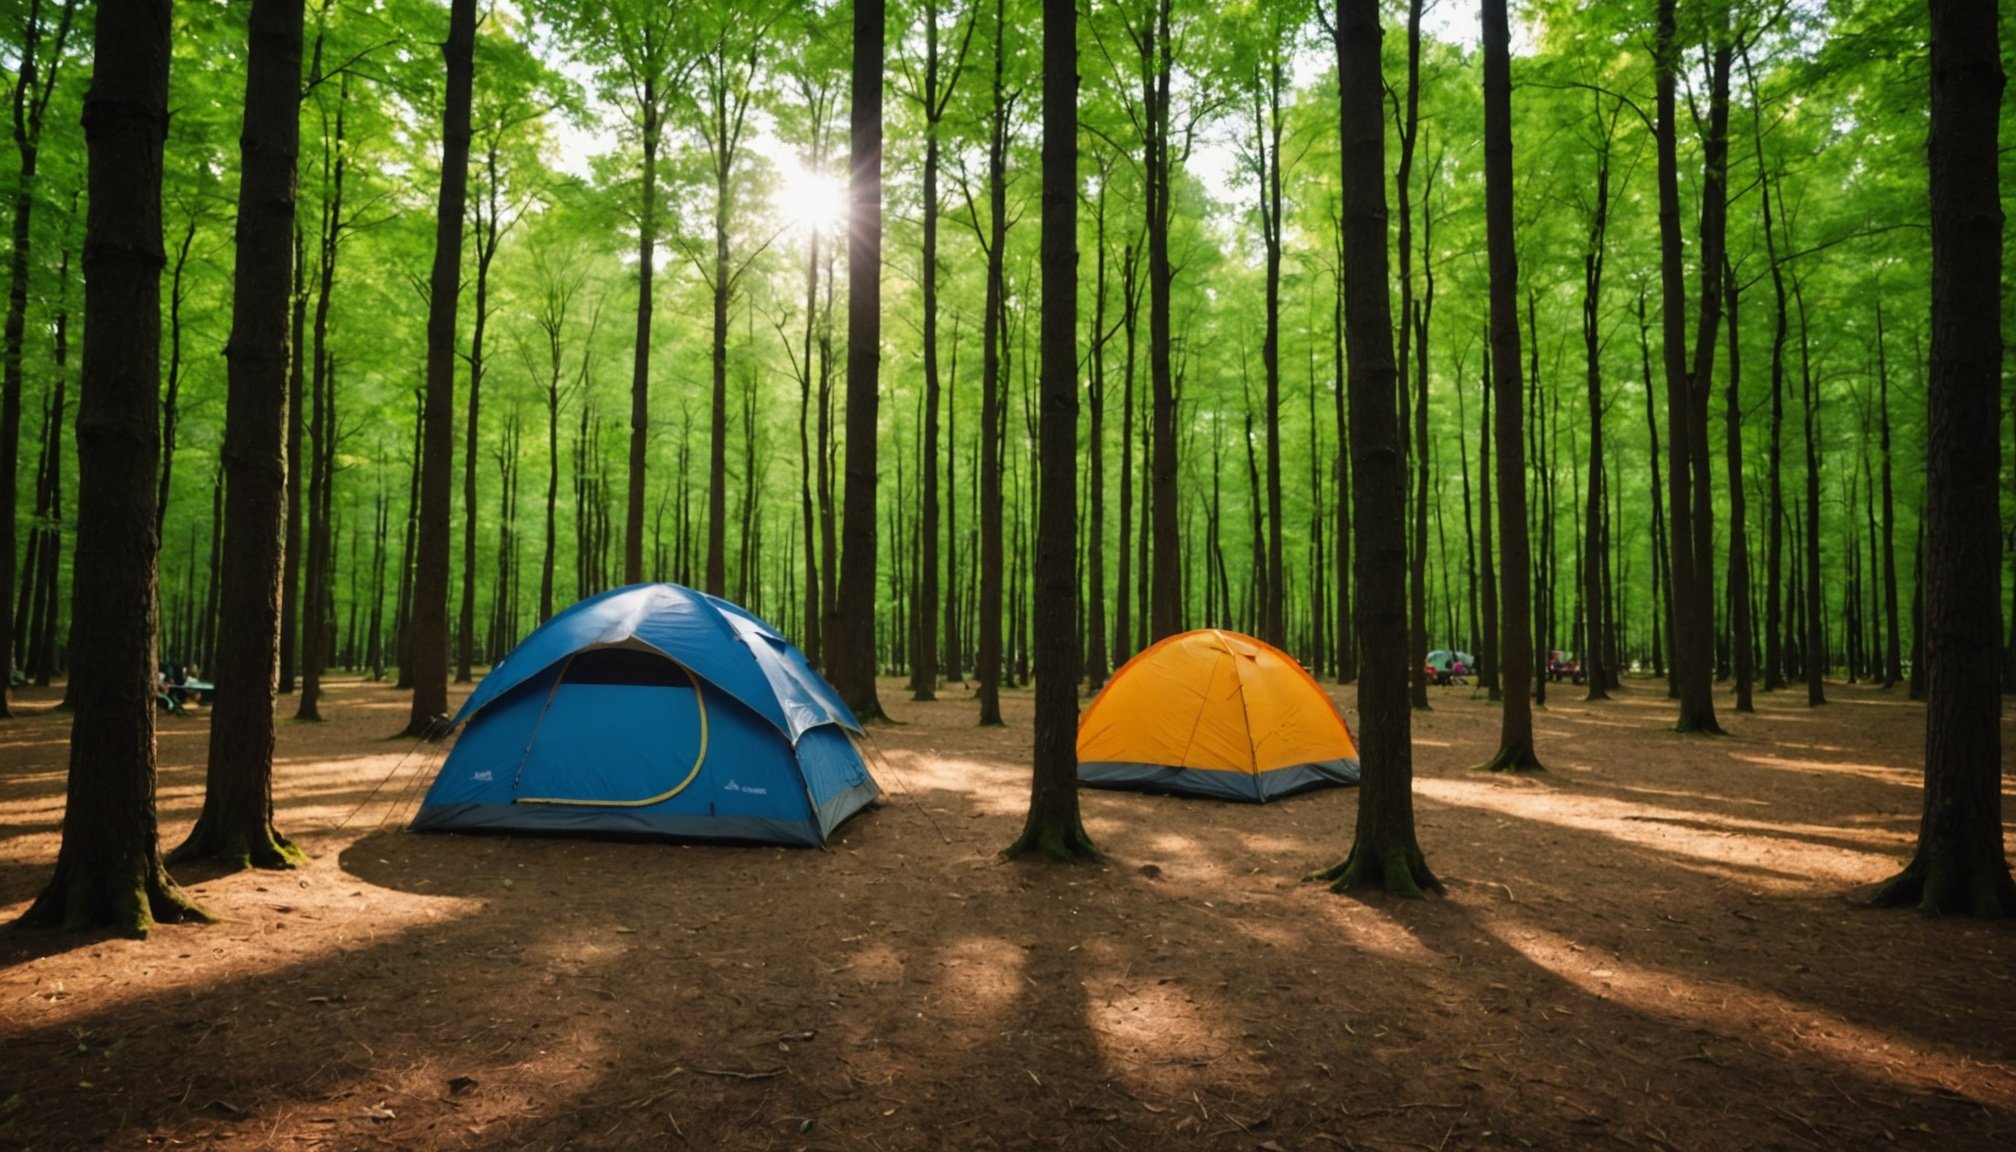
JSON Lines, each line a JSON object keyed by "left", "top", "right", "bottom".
{"left": 1872, "top": 0, "right": 2014, "bottom": 918}
{"left": 20, "top": 0, "right": 209, "bottom": 936}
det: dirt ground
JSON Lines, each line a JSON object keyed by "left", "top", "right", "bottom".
{"left": 1, "top": 672, "right": 2013, "bottom": 1152}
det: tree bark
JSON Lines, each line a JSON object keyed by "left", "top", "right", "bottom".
{"left": 1654, "top": 0, "right": 1725, "bottom": 732}
{"left": 827, "top": 0, "right": 886, "bottom": 720}
{"left": 1876, "top": 298, "right": 1902, "bottom": 688}
{"left": 19, "top": 0, "right": 207, "bottom": 935}
{"left": 1478, "top": 0, "right": 1540, "bottom": 772}
{"left": 1478, "top": 337, "right": 1497, "bottom": 699}
{"left": 403, "top": 0, "right": 477, "bottom": 738}
{"left": 1872, "top": 0, "right": 2013, "bottom": 916}
{"left": 172, "top": 0, "right": 308, "bottom": 871}
{"left": 1315, "top": 0, "right": 1438, "bottom": 897}
{"left": 975, "top": 0, "right": 1009, "bottom": 726}
{"left": 1723, "top": 259, "right": 1753, "bottom": 712}
{"left": 1580, "top": 109, "right": 1613, "bottom": 701}
{"left": 1794, "top": 278, "right": 1826, "bottom": 705}
{"left": 1005, "top": 0, "right": 1092, "bottom": 863}
{"left": 1144, "top": 0, "right": 1180, "bottom": 642}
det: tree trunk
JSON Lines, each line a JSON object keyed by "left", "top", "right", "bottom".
{"left": 1257, "top": 28, "right": 1287, "bottom": 650}
{"left": 403, "top": 0, "right": 476, "bottom": 738}
{"left": 1478, "top": 337, "right": 1497, "bottom": 699}
{"left": 1331, "top": 220, "right": 1353, "bottom": 684}
{"left": 0, "top": 0, "right": 78, "bottom": 719}
{"left": 1478, "top": 0, "right": 1540, "bottom": 772}
{"left": 975, "top": 0, "right": 1009, "bottom": 726}
{"left": 1083, "top": 177, "right": 1110, "bottom": 692}
{"left": 911, "top": 0, "right": 961, "bottom": 701}
{"left": 458, "top": 145, "right": 501, "bottom": 680}
{"left": 20, "top": 0, "right": 207, "bottom": 935}
{"left": 1115, "top": 243, "right": 1140, "bottom": 669}
{"left": 1315, "top": 0, "right": 1438, "bottom": 897}
{"left": 1581, "top": 111, "right": 1613, "bottom": 701}
{"left": 1724, "top": 260, "right": 1753, "bottom": 712}
{"left": 1005, "top": 0, "right": 1092, "bottom": 862}
{"left": 1795, "top": 278, "right": 1826, "bottom": 705}
{"left": 1877, "top": 298, "right": 1902, "bottom": 687}
{"left": 1655, "top": 0, "right": 1725, "bottom": 732}
{"left": 1872, "top": 0, "right": 2013, "bottom": 916}
{"left": 1145, "top": 0, "right": 1180, "bottom": 642}
{"left": 280, "top": 223, "right": 306, "bottom": 694}
{"left": 826, "top": 0, "right": 886, "bottom": 720}
{"left": 1394, "top": 0, "right": 1427, "bottom": 710}
{"left": 297, "top": 78, "right": 347, "bottom": 723}
{"left": 154, "top": 215, "right": 198, "bottom": 545}
{"left": 172, "top": 0, "right": 308, "bottom": 871}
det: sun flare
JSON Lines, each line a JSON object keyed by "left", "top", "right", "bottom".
{"left": 773, "top": 158, "right": 846, "bottom": 235}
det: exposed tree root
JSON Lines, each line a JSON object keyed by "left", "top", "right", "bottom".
{"left": 1001, "top": 821, "right": 1101, "bottom": 865}
{"left": 1868, "top": 856, "right": 2016, "bottom": 919}
{"left": 17, "top": 859, "right": 212, "bottom": 938}
{"left": 1314, "top": 843, "right": 1443, "bottom": 898}
{"left": 1476, "top": 741, "right": 1544, "bottom": 773}
{"left": 168, "top": 822, "right": 306, "bottom": 872}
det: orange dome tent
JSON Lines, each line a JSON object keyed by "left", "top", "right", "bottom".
{"left": 1077, "top": 629, "right": 1360, "bottom": 802}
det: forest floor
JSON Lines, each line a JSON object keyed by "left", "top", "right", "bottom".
{"left": 1, "top": 673, "right": 2013, "bottom": 1152}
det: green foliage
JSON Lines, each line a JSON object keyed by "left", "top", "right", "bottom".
{"left": 0, "top": 0, "right": 1966, "bottom": 690}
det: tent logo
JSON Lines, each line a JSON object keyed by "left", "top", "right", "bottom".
{"left": 722, "top": 779, "right": 767, "bottom": 795}
{"left": 472, "top": 770, "right": 493, "bottom": 781}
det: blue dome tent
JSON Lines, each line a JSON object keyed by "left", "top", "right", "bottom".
{"left": 412, "top": 584, "right": 879, "bottom": 847}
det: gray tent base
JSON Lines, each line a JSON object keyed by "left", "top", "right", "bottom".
{"left": 1078, "top": 759, "right": 1360, "bottom": 803}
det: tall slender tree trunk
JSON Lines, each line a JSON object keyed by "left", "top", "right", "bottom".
{"left": 624, "top": 81, "right": 662, "bottom": 588}
{"left": 0, "top": 0, "right": 77, "bottom": 718}
{"left": 1877, "top": 298, "right": 1902, "bottom": 688}
{"left": 1724, "top": 260, "right": 1754, "bottom": 712}
{"left": 1873, "top": 0, "right": 2013, "bottom": 916}
{"left": 1083, "top": 179, "right": 1111, "bottom": 692}
{"left": 1005, "top": 0, "right": 1092, "bottom": 862}
{"left": 458, "top": 145, "right": 502, "bottom": 680}
{"left": 1478, "top": 338, "right": 1497, "bottom": 699}
{"left": 911, "top": 0, "right": 969, "bottom": 700}
{"left": 827, "top": 0, "right": 886, "bottom": 720}
{"left": 1479, "top": 0, "right": 1540, "bottom": 772}
{"left": 1256, "top": 29, "right": 1287, "bottom": 649}
{"left": 1580, "top": 111, "right": 1613, "bottom": 701}
{"left": 154, "top": 216, "right": 198, "bottom": 545}
{"left": 20, "top": 0, "right": 207, "bottom": 935}
{"left": 1318, "top": 0, "right": 1436, "bottom": 896}
{"left": 280, "top": 223, "right": 306, "bottom": 693}
{"left": 1655, "top": 0, "right": 1726, "bottom": 732}
{"left": 1392, "top": 0, "right": 1427, "bottom": 710}
{"left": 1795, "top": 279, "right": 1826, "bottom": 705}
{"left": 975, "top": 0, "right": 1009, "bottom": 726}
{"left": 403, "top": 0, "right": 477, "bottom": 737}
{"left": 297, "top": 79, "right": 347, "bottom": 723}
{"left": 189, "top": 0, "right": 308, "bottom": 863}
{"left": 1144, "top": 0, "right": 1180, "bottom": 641}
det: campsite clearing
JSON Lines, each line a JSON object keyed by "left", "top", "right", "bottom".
{"left": 2, "top": 675, "right": 2012, "bottom": 1151}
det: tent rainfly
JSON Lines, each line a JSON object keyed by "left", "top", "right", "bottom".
{"left": 1077, "top": 629, "right": 1360, "bottom": 802}
{"left": 412, "top": 584, "right": 878, "bottom": 847}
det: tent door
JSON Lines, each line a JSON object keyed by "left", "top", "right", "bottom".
{"left": 512, "top": 647, "right": 709, "bottom": 807}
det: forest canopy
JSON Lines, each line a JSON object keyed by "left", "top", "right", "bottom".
{"left": 0, "top": 0, "right": 2005, "bottom": 719}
